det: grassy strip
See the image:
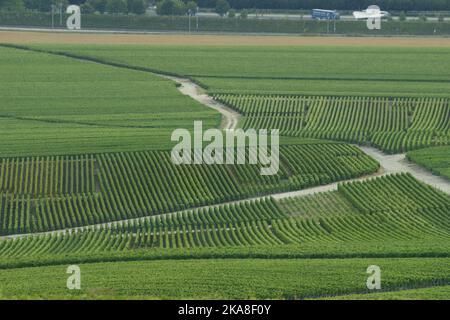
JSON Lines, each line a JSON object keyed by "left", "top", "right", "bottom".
{"left": 0, "top": 43, "right": 210, "bottom": 90}
{"left": 1, "top": 242, "right": 449, "bottom": 270}
{"left": 407, "top": 146, "right": 450, "bottom": 181}
{"left": 0, "top": 258, "right": 448, "bottom": 299}
{"left": 320, "top": 285, "right": 450, "bottom": 300}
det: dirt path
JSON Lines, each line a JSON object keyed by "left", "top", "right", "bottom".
{"left": 166, "top": 73, "right": 450, "bottom": 196}
{"left": 163, "top": 75, "right": 241, "bottom": 130}
{"left": 3, "top": 29, "right": 450, "bottom": 47}
{"left": 359, "top": 146, "right": 450, "bottom": 194}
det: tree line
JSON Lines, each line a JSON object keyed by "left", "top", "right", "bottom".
{"left": 2, "top": 0, "right": 449, "bottom": 16}
{"left": 0, "top": 0, "right": 147, "bottom": 14}
{"left": 196, "top": 0, "right": 450, "bottom": 11}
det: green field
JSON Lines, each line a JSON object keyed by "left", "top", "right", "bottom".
{"left": 0, "top": 41, "right": 448, "bottom": 300}
{"left": 322, "top": 285, "right": 450, "bottom": 300}
{"left": 0, "top": 45, "right": 220, "bottom": 156}
{"left": 0, "top": 144, "right": 378, "bottom": 235}
{"left": 19, "top": 44, "right": 448, "bottom": 154}
{"left": 28, "top": 45, "right": 450, "bottom": 97}
{"left": 216, "top": 94, "right": 449, "bottom": 153}
{"left": 0, "top": 258, "right": 448, "bottom": 299}
{"left": 407, "top": 146, "right": 450, "bottom": 180}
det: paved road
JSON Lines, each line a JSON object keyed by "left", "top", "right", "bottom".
{"left": 198, "top": 12, "right": 450, "bottom": 22}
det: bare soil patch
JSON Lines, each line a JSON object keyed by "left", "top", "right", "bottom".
{"left": 1, "top": 30, "right": 450, "bottom": 47}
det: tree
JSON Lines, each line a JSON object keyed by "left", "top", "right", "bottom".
{"left": 240, "top": 9, "right": 248, "bottom": 19}
{"left": 215, "top": 0, "right": 229, "bottom": 17}
{"left": 106, "top": 0, "right": 127, "bottom": 14}
{"left": 399, "top": 11, "right": 407, "bottom": 21}
{"left": 0, "top": 0, "right": 24, "bottom": 11}
{"left": 186, "top": 0, "right": 197, "bottom": 15}
{"left": 23, "top": 0, "right": 52, "bottom": 11}
{"left": 438, "top": 14, "right": 445, "bottom": 22}
{"left": 156, "top": 0, "right": 186, "bottom": 16}
{"left": 228, "top": 8, "right": 235, "bottom": 18}
{"left": 419, "top": 14, "right": 427, "bottom": 21}
{"left": 128, "top": 0, "right": 146, "bottom": 14}
{"left": 81, "top": 2, "right": 95, "bottom": 13}
{"left": 88, "top": 0, "right": 107, "bottom": 13}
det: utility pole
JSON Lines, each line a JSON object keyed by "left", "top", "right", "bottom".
{"left": 59, "top": 2, "right": 63, "bottom": 26}
{"left": 51, "top": 4, "right": 55, "bottom": 29}
{"left": 196, "top": 6, "right": 199, "bottom": 31}
{"left": 188, "top": 9, "right": 191, "bottom": 33}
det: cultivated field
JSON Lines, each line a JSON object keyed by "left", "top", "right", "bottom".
{"left": 0, "top": 31, "right": 448, "bottom": 300}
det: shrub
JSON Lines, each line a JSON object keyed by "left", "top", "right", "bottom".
{"left": 128, "top": 0, "right": 146, "bottom": 15}
{"left": 186, "top": 0, "right": 197, "bottom": 15}
{"left": 419, "top": 14, "right": 427, "bottom": 22}
{"left": 240, "top": 8, "right": 248, "bottom": 19}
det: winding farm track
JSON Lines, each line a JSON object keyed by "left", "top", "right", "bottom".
{"left": 0, "top": 47, "right": 449, "bottom": 240}
{"left": 165, "top": 73, "right": 450, "bottom": 196}
{"left": 163, "top": 75, "right": 241, "bottom": 130}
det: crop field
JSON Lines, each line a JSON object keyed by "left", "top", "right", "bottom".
{"left": 0, "top": 258, "right": 449, "bottom": 299}
{"left": 407, "top": 146, "right": 450, "bottom": 180}
{"left": 0, "top": 45, "right": 220, "bottom": 157}
{"left": 0, "top": 33, "right": 448, "bottom": 301}
{"left": 28, "top": 44, "right": 450, "bottom": 97}
{"left": 0, "top": 144, "right": 378, "bottom": 235}
{"left": 215, "top": 94, "right": 450, "bottom": 153}
{"left": 0, "top": 173, "right": 448, "bottom": 259}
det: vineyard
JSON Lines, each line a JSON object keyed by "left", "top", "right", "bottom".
{"left": 0, "top": 174, "right": 448, "bottom": 265}
{"left": 0, "top": 42, "right": 448, "bottom": 300}
{"left": 0, "top": 144, "right": 378, "bottom": 236}
{"left": 35, "top": 44, "right": 450, "bottom": 98}
{"left": 0, "top": 258, "right": 449, "bottom": 299}
{"left": 0, "top": 45, "right": 220, "bottom": 157}
{"left": 215, "top": 94, "right": 450, "bottom": 154}
{"left": 407, "top": 146, "right": 450, "bottom": 180}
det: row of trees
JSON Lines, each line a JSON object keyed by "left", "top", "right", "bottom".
{"left": 155, "top": 0, "right": 235, "bottom": 17}
{"left": 196, "top": 0, "right": 450, "bottom": 11}
{"left": 0, "top": 0, "right": 146, "bottom": 14}
{"left": 0, "top": 0, "right": 233, "bottom": 17}
{"left": 81, "top": 0, "right": 146, "bottom": 14}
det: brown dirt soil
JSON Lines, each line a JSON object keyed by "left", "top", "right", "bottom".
{"left": 1, "top": 30, "right": 450, "bottom": 46}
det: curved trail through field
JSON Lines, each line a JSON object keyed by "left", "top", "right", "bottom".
{"left": 163, "top": 75, "right": 241, "bottom": 130}
{"left": 358, "top": 146, "right": 450, "bottom": 194}
{"left": 0, "top": 51, "right": 449, "bottom": 240}
{"left": 164, "top": 73, "right": 450, "bottom": 195}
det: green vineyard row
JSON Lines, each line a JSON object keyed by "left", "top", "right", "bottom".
{"left": 0, "top": 144, "right": 378, "bottom": 235}
{"left": 215, "top": 94, "right": 450, "bottom": 153}
{"left": 0, "top": 174, "right": 448, "bottom": 267}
